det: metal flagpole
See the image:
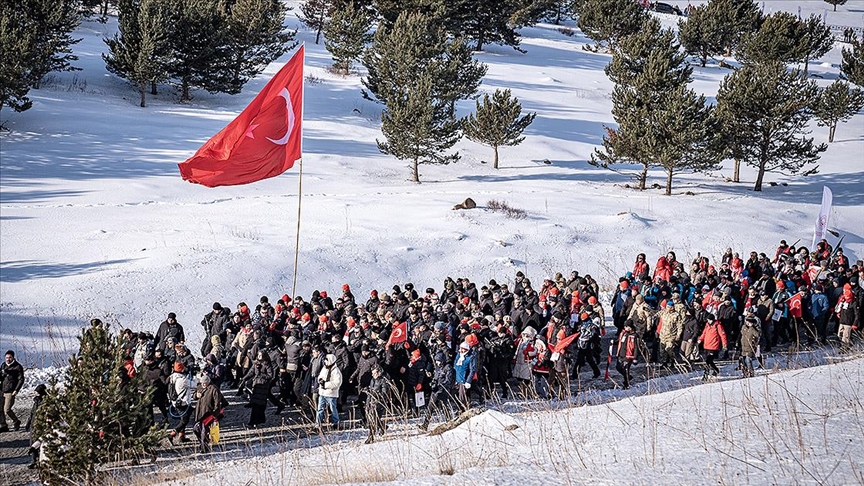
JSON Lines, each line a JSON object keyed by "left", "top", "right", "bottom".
{"left": 291, "top": 44, "right": 306, "bottom": 300}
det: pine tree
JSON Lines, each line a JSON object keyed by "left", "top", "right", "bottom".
{"left": 21, "top": 0, "right": 83, "bottom": 88}
{"left": 0, "top": 4, "right": 38, "bottom": 114}
{"left": 738, "top": 11, "right": 807, "bottom": 65}
{"left": 378, "top": 76, "right": 461, "bottom": 183}
{"left": 34, "top": 319, "right": 162, "bottom": 484}
{"left": 812, "top": 80, "right": 864, "bottom": 143}
{"left": 324, "top": 1, "right": 373, "bottom": 74}
{"left": 164, "top": 0, "right": 228, "bottom": 102}
{"left": 216, "top": 0, "right": 295, "bottom": 94}
{"left": 81, "top": 0, "right": 115, "bottom": 21}
{"left": 575, "top": 0, "right": 646, "bottom": 51}
{"left": 464, "top": 89, "right": 536, "bottom": 169}
{"left": 444, "top": 0, "right": 523, "bottom": 52}
{"left": 368, "top": 12, "right": 467, "bottom": 182}
{"left": 592, "top": 18, "right": 710, "bottom": 193}
{"left": 799, "top": 14, "right": 833, "bottom": 77}
{"left": 678, "top": 3, "right": 724, "bottom": 67}
{"left": 706, "top": 0, "right": 761, "bottom": 58}
{"left": 298, "top": 0, "right": 333, "bottom": 45}
{"left": 651, "top": 86, "right": 720, "bottom": 195}
{"left": 362, "top": 10, "right": 485, "bottom": 110}
{"left": 824, "top": 0, "right": 847, "bottom": 12}
{"left": 841, "top": 37, "right": 864, "bottom": 86}
{"left": 715, "top": 62, "right": 825, "bottom": 192}
{"left": 104, "top": 0, "right": 172, "bottom": 108}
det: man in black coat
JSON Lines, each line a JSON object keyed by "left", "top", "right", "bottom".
{"left": 0, "top": 350, "right": 25, "bottom": 432}
{"left": 201, "top": 303, "right": 231, "bottom": 357}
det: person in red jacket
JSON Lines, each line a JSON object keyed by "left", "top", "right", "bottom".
{"left": 615, "top": 322, "right": 639, "bottom": 389}
{"left": 697, "top": 319, "right": 728, "bottom": 380}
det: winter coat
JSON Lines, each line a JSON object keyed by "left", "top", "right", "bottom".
{"left": 202, "top": 309, "right": 231, "bottom": 338}
{"left": 318, "top": 354, "right": 343, "bottom": 398}
{"left": 681, "top": 314, "right": 702, "bottom": 343}
{"left": 739, "top": 319, "right": 761, "bottom": 358}
{"left": 810, "top": 293, "right": 829, "bottom": 319}
{"left": 616, "top": 330, "right": 638, "bottom": 361}
{"left": 612, "top": 289, "right": 634, "bottom": 318}
{"left": 366, "top": 374, "right": 393, "bottom": 408}
{"left": 454, "top": 348, "right": 478, "bottom": 385}
{"left": 406, "top": 355, "right": 431, "bottom": 389}
{"left": 155, "top": 321, "right": 185, "bottom": 349}
{"left": 431, "top": 362, "right": 455, "bottom": 393}
{"left": 698, "top": 321, "right": 728, "bottom": 352}
{"left": 0, "top": 359, "right": 24, "bottom": 394}
{"left": 194, "top": 384, "right": 227, "bottom": 423}
{"left": 244, "top": 360, "right": 274, "bottom": 405}
{"left": 327, "top": 340, "right": 353, "bottom": 372}
{"left": 627, "top": 301, "right": 653, "bottom": 337}
{"left": 283, "top": 336, "right": 302, "bottom": 371}
{"left": 755, "top": 296, "right": 775, "bottom": 324}
{"left": 658, "top": 308, "right": 684, "bottom": 345}
{"left": 351, "top": 354, "right": 379, "bottom": 388}
{"left": 837, "top": 291, "right": 859, "bottom": 326}
{"left": 169, "top": 371, "right": 195, "bottom": 406}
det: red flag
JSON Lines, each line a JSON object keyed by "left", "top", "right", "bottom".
{"left": 552, "top": 332, "right": 579, "bottom": 353}
{"left": 178, "top": 46, "right": 304, "bottom": 187}
{"left": 387, "top": 322, "right": 407, "bottom": 348}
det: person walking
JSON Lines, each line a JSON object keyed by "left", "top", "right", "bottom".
{"left": 0, "top": 350, "right": 25, "bottom": 432}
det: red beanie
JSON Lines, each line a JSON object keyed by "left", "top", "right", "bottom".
{"left": 342, "top": 284, "right": 350, "bottom": 291}
{"left": 588, "top": 296, "right": 598, "bottom": 305}
{"left": 620, "top": 281, "right": 629, "bottom": 290}
{"left": 173, "top": 361, "right": 184, "bottom": 373}
{"left": 320, "top": 290, "right": 327, "bottom": 299}
{"left": 580, "top": 312, "right": 589, "bottom": 321}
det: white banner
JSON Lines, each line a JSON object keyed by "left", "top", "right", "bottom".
{"left": 812, "top": 186, "right": 833, "bottom": 249}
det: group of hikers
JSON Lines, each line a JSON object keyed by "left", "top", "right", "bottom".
{"left": 9, "top": 238, "right": 862, "bottom": 460}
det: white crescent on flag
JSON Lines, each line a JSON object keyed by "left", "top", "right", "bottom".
{"left": 267, "top": 88, "right": 295, "bottom": 145}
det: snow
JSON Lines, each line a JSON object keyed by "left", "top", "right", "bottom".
{"left": 1, "top": 0, "right": 863, "bottom": 483}
{"left": 148, "top": 357, "right": 864, "bottom": 485}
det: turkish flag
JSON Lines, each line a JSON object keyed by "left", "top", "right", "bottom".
{"left": 553, "top": 333, "right": 579, "bottom": 353}
{"left": 178, "top": 46, "right": 304, "bottom": 187}
{"left": 387, "top": 322, "right": 407, "bottom": 348}
{"left": 788, "top": 293, "right": 803, "bottom": 319}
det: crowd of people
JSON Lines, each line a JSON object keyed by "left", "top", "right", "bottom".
{"left": 6, "top": 239, "right": 862, "bottom": 457}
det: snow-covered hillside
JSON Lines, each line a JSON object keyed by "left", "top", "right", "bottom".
{"left": 1, "top": 1, "right": 863, "bottom": 368}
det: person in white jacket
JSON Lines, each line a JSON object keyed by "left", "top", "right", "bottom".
{"left": 168, "top": 361, "right": 197, "bottom": 442}
{"left": 316, "top": 354, "right": 342, "bottom": 427}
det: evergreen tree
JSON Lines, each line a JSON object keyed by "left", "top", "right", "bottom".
{"left": 464, "top": 88, "right": 536, "bottom": 169}
{"left": 362, "top": 10, "right": 485, "bottom": 110}
{"left": 104, "top": 0, "right": 172, "bottom": 107}
{"left": 812, "top": 80, "right": 864, "bottom": 142}
{"left": 298, "top": 0, "right": 333, "bottom": 45}
{"left": 593, "top": 18, "right": 707, "bottom": 192}
{"left": 575, "top": 0, "right": 647, "bottom": 51}
{"left": 444, "top": 0, "right": 522, "bottom": 52}
{"left": 706, "top": 0, "right": 761, "bottom": 58}
{"left": 21, "top": 0, "right": 82, "bottom": 88}
{"left": 164, "top": 0, "right": 228, "bottom": 102}
{"left": 841, "top": 37, "right": 864, "bottom": 86}
{"left": 824, "top": 0, "right": 847, "bottom": 12}
{"left": 0, "top": 4, "right": 38, "bottom": 114}
{"left": 324, "top": 1, "right": 373, "bottom": 74}
{"left": 217, "top": 0, "right": 295, "bottom": 94}
{"left": 799, "top": 14, "right": 833, "bottom": 76}
{"left": 378, "top": 76, "right": 461, "bottom": 183}
{"left": 651, "top": 86, "right": 720, "bottom": 195}
{"left": 678, "top": 3, "right": 724, "bottom": 67}
{"left": 34, "top": 319, "right": 162, "bottom": 484}
{"left": 738, "top": 11, "right": 807, "bottom": 65}
{"left": 715, "top": 62, "right": 825, "bottom": 192}
{"left": 373, "top": 0, "right": 444, "bottom": 31}
{"left": 368, "top": 12, "right": 468, "bottom": 182}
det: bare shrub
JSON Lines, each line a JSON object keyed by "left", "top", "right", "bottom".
{"left": 486, "top": 199, "right": 528, "bottom": 219}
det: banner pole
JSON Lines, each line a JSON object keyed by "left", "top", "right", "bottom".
{"left": 291, "top": 45, "right": 306, "bottom": 300}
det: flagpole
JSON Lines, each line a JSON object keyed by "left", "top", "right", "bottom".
{"left": 291, "top": 45, "right": 306, "bottom": 300}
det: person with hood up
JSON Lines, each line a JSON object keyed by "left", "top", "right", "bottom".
{"left": 453, "top": 341, "right": 478, "bottom": 409}
{"left": 316, "top": 353, "right": 342, "bottom": 428}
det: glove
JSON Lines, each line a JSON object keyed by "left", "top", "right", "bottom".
{"left": 853, "top": 326, "right": 859, "bottom": 330}
{"left": 464, "top": 383, "right": 471, "bottom": 390}
{"left": 415, "top": 383, "right": 422, "bottom": 391}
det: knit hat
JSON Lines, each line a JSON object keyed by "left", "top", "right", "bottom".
{"left": 167, "top": 312, "right": 177, "bottom": 319}
{"left": 173, "top": 361, "right": 184, "bottom": 373}
{"left": 213, "top": 302, "right": 222, "bottom": 311}
{"left": 342, "top": 284, "right": 350, "bottom": 292}
{"left": 620, "top": 281, "right": 629, "bottom": 290}
{"left": 411, "top": 349, "right": 421, "bottom": 359}
{"left": 199, "top": 373, "right": 211, "bottom": 384}
{"left": 459, "top": 341, "right": 470, "bottom": 351}
{"left": 580, "top": 312, "right": 589, "bottom": 321}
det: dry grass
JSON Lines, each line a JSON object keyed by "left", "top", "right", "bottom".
{"left": 486, "top": 199, "right": 528, "bottom": 219}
